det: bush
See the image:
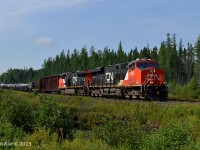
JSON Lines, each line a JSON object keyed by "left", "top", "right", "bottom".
{"left": 0, "top": 97, "right": 35, "bottom": 133}
{"left": 142, "top": 121, "right": 193, "bottom": 150}
{"left": 0, "top": 122, "right": 25, "bottom": 148}
{"left": 21, "top": 128, "right": 59, "bottom": 150}
{"left": 60, "top": 130, "right": 115, "bottom": 150}
{"left": 93, "top": 117, "right": 143, "bottom": 150}
{"left": 168, "top": 78, "right": 200, "bottom": 100}
{"left": 188, "top": 76, "right": 199, "bottom": 99}
{"left": 37, "top": 95, "right": 74, "bottom": 139}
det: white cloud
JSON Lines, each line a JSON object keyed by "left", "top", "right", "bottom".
{"left": 0, "top": 0, "right": 102, "bottom": 30}
{"left": 35, "top": 37, "right": 57, "bottom": 47}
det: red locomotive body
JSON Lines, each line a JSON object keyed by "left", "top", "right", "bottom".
{"left": 122, "top": 59, "right": 165, "bottom": 86}
{"left": 119, "top": 59, "right": 167, "bottom": 100}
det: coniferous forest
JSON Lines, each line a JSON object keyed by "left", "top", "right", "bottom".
{"left": 1, "top": 33, "right": 200, "bottom": 99}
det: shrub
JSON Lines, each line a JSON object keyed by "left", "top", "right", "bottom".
{"left": 188, "top": 76, "right": 199, "bottom": 99}
{"left": 0, "top": 122, "right": 25, "bottom": 149}
{"left": 61, "top": 138, "right": 114, "bottom": 150}
{"left": 21, "top": 128, "right": 59, "bottom": 150}
{"left": 0, "top": 97, "right": 35, "bottom": 133}
{"left": 37, "top": 95, "right": 74, "bottom": 139}
{"left": 142, "top": 121, "right": 193, "bottom": 150}
{"left": 93, "top": 117, "right": 143, "bottom": 150}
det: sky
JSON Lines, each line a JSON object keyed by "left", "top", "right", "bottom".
{"left": 0, "top": 0, "right": 199, "bottom": 74}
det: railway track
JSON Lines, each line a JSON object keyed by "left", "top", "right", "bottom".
{"left": 164, "top": 98, "right": 200, "bottom": 104}
{"left": 91, "top": 96, "right": 200, "bottom": 104}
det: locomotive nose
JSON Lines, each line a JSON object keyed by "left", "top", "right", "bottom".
{"left": 142, "top": 67, "right": 165, "bottom": 86}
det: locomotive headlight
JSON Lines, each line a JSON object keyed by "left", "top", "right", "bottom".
{"left": 154, "top": 69, "right": 156, "bottom": 73}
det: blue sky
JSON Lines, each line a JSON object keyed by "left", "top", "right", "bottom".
{"left": 0, "top": 0, "right": 199, "bottom": 74}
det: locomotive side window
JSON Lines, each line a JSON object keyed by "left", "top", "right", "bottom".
{"left": 129, "top": 63, "right": 135, "bottom": 70}
{"left": 137, "top": 62, "right": 159, "bottom": 70}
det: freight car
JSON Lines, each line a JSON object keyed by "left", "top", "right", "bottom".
{"left": 0, "top": 83, "right": 29, "bottom": 91}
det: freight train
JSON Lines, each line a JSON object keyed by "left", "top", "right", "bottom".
{"left": 0, "top": 59, "right": 167, "bottom": 100}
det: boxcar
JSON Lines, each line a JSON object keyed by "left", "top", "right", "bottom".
{"left": 39, "top": 75, "right": 59, "bottom": 93}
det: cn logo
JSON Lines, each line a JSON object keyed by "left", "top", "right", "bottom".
{"left": 106, "top": 72, "right": 114, "bottom": 82}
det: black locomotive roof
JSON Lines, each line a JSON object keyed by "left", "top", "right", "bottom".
{"left": 128, "top": 60, "right": 136, "bottom": 66}
{"left": 128, "top": 59, "right": 154, "bottom": 66}
{"left": 88, "top": 67, "right": 103, "bottom": 73}
{"left": 76, "top": 70, "right": 85, "bottom": 75}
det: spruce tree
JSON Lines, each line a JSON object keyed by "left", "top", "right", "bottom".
{"left": 132, "top": 47, "right": 139, "bottom": 60}
{"left": 194, "top": 35, "right": 200, "bottom": 83}
{"left": 178, "top": 39, "right": 184, "bottom": 83}
{"left": 158, "top": 42, "right": 166, "bottom": 72}
{"left": 151, "top": 47, "right": 158, "bottom": 60}
{"left": 116, "top": 41, "right": 126, "bottom": 63}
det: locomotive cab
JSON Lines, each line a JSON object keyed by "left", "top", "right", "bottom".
{"left": 136, "top": 59, "right": 165, "bottom": 86}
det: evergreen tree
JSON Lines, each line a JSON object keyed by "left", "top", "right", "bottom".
{"left": 171, "top": 34, "right": 178, "bottom": 81}
{"left": 165, "top": 33, "right": 172, "bottom": 81}
{"left": 188, "top": 76, "right": 199, "bottom": 99}
{"left": 177, "top": 39, "right": 184, "bottom": 83}
{"left": 89, "top": 46, "right": 101, "bottom": 69}
{"left": 158, "top": 42, "right": 166, "bottom": 71}
{"left": 65, "top": 49, "right": 70, "bottom": 72}
{"left": 70, "top": 49, "right": 80, "bottom": 72}
{"left": 116, "top": 41, "right": 126, "bottom": 63}
{"left": 80, "top": 46, "right": 88, "bottom": 70}
{"left": 182, "top": 47, "right": 188, "bottom": 82}
{"left": 194, "top": 35, "right": 200, "bottom": 83}
{"left": 97, "top": 50, "right": 104, "bottom": 66}
{"left": 128, "top": 49, "right": 134, "bottom": 61}
{"left": 132, "top": 47, "right": 139, "bottom": 60}
{"left": 110, "top": 49, "right": 117, "bottom": 65}
{"left": 151, "top": 47, "right": 158, "bottom": 60}
{"left": 139, "top": 46, "right": 151, "bottom": 59}
{"left": 186, "top": 43, "right": 195, "bottom": 82}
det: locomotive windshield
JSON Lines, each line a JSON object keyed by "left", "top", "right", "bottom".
{"left": 137, "top": 62, "right": 159, "bottom": 70}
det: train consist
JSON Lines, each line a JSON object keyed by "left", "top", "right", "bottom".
{"left": 0, "top": 59, "right": 168, "bottom": 100}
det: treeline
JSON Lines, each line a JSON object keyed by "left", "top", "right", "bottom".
{"left": 0, "top": 68, "right": 43, "bottom": 83}
{"left": 41, "top": 42, "right": 158, "bottom": 76}
{"left": 0, "top": 33, "right": 200, "bottom": 85}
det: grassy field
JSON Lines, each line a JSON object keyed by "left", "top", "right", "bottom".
{"left": 0, "top": 89, "right": 200, "bottom": 149}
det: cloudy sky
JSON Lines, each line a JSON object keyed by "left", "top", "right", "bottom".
{"left": 0, "top": 0, "right": 199, "bottom": 74}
